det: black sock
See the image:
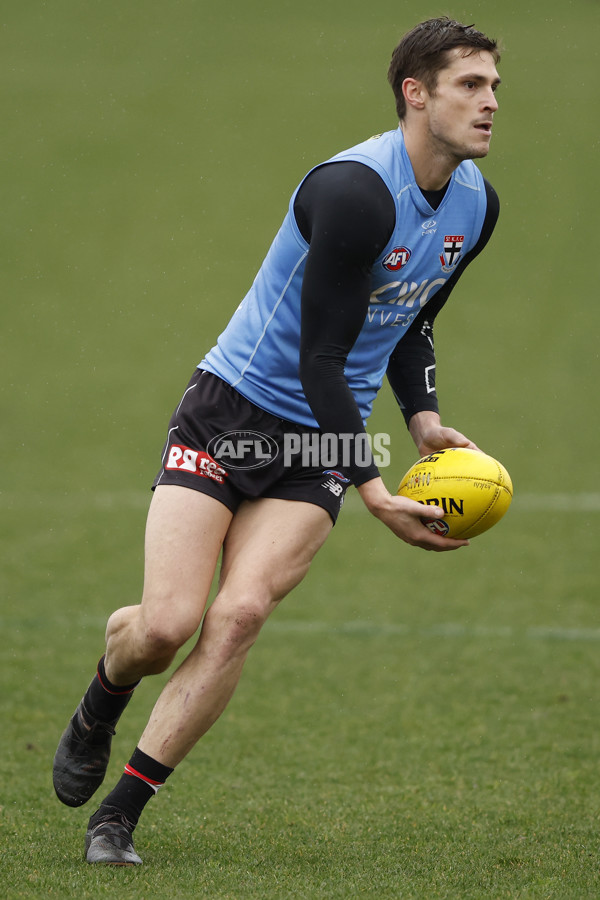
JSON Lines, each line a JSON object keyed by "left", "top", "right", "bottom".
{"left": 89, "top": 747, "right": 174, "bottom": 830}
{"left": 82, "top": 656, "right": 140, "bottom": 726}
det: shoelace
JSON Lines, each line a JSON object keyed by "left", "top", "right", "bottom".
{"left": 77, "top": 705, "right": 117, "bottom": 739}
{"left": 89, "top": 808, "right": 136, "bottom": 834}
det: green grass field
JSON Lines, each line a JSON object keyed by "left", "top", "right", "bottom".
{"left": 2, "top": 1, "right": 600, "bottom": 897}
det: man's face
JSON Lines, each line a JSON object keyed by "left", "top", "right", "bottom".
{"left": 423, "top": 48, "right": 501, "bottom": 162}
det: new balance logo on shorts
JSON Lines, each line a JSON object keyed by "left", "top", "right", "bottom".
{"left": 321, "top": 477, "right": 344, "bottom": 497}
{"left": 165, "top": 445, "right": 227, "bottom": 483}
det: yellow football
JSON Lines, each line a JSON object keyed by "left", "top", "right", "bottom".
{"left": 397, "top": 447, "right": 513, "bottom": 539}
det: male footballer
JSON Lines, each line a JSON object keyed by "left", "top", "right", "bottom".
{"left": 53, "top": 17, "right": 502, "bottom": 864}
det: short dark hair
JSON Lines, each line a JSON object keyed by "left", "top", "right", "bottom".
{"left": 388, "top": 17, "right": 500, "bottom": 119}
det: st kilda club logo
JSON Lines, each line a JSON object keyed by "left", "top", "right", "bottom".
{"left": 383, "top": 246, "right": 411, "bottom": 271}
{"left": 440, "top": 235, "right": 464, "bottom": 273}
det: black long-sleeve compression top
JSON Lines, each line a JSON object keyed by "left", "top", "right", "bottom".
{"left": 293, "top": 160, "right": 499, "bottom": 484}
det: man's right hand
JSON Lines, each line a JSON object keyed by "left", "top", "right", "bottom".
{"left": 357, "top": 476, "right": 470, "bottom": 552}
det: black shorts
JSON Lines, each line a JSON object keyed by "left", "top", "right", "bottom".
{"left": 152, "top": 369, "right": 351, "bottom": 523}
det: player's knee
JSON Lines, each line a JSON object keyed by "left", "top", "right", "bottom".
{"left": 204, "top": 591, "right": 273, "bottom": 655}
{"left": 138, "top": 608, "right": 199, "bottom": 661}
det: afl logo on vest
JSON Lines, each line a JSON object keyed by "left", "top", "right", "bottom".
{"left": 383, "top": 246, "right": 411, "bottom": 271}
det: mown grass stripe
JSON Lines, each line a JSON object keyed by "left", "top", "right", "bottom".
{"left": 3, "top": 491, "right": 600, "bottom": 512}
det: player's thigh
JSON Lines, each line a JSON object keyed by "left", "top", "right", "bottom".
{"left": 218, "top": 497, "right": 333, "bottom": 607}
{"left": 141, "top": 484, "right": 233, "bottom": 639}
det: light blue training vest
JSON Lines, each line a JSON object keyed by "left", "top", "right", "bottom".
{"left": 201, "top": 128, "right": 487, "bottom": 427}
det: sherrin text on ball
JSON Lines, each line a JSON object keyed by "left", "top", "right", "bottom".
{"left": 397, "top": 447, "right": 513, "bottom": 539}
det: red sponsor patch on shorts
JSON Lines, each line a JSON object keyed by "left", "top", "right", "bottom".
{"left": 164, "top": 444, "right": 227, "bottom": 483}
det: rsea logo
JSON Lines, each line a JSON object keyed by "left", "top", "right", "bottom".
{"left": 165, "top": 445, "right": 227, "bottom": 483}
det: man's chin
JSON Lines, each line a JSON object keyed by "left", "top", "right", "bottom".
{"left": 466, "top": 140, "right": 492, "bottom": 160}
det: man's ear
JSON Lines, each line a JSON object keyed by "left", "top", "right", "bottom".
{"left": 402, "top": 77, "right": 427, "bottom": 111}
